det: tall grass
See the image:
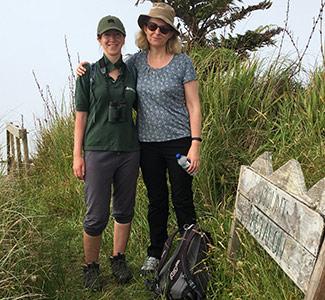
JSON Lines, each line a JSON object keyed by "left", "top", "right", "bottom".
{"left": 193, "top": 48, "right": 324, "bottom": 203}
{"left": 1, "top": 48, "right": 324, "bottom": 299}
{"left": 0, "top": 177, "right": 46, "bottom": 299}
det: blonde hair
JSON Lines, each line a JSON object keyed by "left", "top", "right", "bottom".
{"left": 135, "top": 30, "right": 182, "bottom": 54}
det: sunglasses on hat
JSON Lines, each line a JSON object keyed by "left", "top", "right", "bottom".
{"left": 146, "top": 21, "right": 172, "bottom": 35}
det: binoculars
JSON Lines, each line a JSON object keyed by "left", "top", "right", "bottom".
{"left": 108, "top": 102, "right": 127, "bottom": 123}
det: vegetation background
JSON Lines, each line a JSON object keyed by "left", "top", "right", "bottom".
{"left": 0, "top": 1, "right": 324, "bottom": 299}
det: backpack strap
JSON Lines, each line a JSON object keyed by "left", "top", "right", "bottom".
{"left": 164, "top": 225, "right": 203, "bottom": 298}
{"left": 148, "top": 228, "right": 179, "bottom": 296}
{"left": 156, "top": 228, "right": 179, "bottom": 273}
{"left": 180, "top": 226, "right": 207, "bottom": 298}
{"left": 181, "top": 255, "right": 205, "bottom": 299}
{"left": 89, "top": 63, "right": 97, "bottom": 124}
{"left": 88, "top": 57, "right": 107, "bottom": 124}
{"left": 98, "top": 56, "right": 106, "bottom": 75}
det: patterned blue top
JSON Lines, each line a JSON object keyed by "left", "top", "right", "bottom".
{"left": 126, "top": 51, "right": 196, "bottom": 142}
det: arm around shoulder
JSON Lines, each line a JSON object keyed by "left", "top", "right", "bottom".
{"left": 76, "top": 61, "right": 90, "bottom": 77}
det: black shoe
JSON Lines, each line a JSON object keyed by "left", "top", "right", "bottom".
{"left": 110, "top": 253, "right": 133, "bottom": 284}
{"left": 83, "top": 262, "right": 101, "bottom": 291}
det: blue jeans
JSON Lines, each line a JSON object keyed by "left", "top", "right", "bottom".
{"left": 140, "top": 137, "right": 196, "bottom": 259}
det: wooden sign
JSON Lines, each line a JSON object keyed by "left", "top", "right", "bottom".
{"left": 228, "top": 152, "right": 325, "bottom": 299}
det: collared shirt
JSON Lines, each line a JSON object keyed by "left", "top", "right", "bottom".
{"left": 75, "top": 54, "right": 139, "bottom": 151}
{"left": 126, "top": 51, "right": 196, "bottom": 142}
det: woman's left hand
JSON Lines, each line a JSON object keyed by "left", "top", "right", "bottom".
{"left": 186, "top": 142, "right": 201, "bottom": 175}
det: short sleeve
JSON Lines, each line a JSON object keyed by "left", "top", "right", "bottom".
{"left": 75, "top": 63, "right": 91, "bottom": 111}
{"left": 182, "top": 54, "right": 196, "bottom": 84}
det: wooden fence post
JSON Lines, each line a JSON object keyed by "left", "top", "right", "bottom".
{"left": 5, "top": 123, "right": 31, "bottom": 175}
{"left": 21, "top": 128, "right": 29, "bottom": 171}
{"left": 6, "top": 129, "right": 12, "bottom": 174}
{"left": 305, "top": 228, "right": 325, "bottom": 300}
{"left": 227, "top": 217, "right": 240, "bottom": 263}
{"left": 9, "top": 130, "right": 16, "bottom": 172}
{"left": 16, "top": 136, "right": 22, "bottom": 174}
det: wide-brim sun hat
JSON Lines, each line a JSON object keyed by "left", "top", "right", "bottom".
{"left": 137, "top": 3, "right": 180, "bottom": 35}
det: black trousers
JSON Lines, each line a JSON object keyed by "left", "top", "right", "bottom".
{"left": 140, "top": 137, "right": 196, "bottom": 259}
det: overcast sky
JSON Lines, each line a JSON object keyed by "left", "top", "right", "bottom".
{"left": 0, "top": 0, "right": 324, "bottom": 155}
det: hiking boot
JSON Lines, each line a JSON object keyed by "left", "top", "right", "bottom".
{"left": 83, "top": 262, "right": 101, "bottom": 291}
{"left": 110, "top": 253, "right": 133, "bottom": 284}
{"left": 140, "top": 256, "right": 160, "bottom": 275}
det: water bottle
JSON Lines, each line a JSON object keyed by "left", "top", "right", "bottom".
{"left": 176, "top": 153, "right": 192, "bottom": 175}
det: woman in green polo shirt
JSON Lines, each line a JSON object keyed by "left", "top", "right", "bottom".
{"left": 73, "top": 15, "right": 139, "bottom": 291}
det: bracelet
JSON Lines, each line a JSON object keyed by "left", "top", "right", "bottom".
{"left": 191, "top": 137, "right": 202, "bottom": 142}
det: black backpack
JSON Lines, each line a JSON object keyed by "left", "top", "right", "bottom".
{"left": 146, "top": 224, "right": 213, "bottom": 299}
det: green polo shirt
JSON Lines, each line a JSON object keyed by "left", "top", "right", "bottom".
{"left": 75, "top": 55, "right": 139, "bottom": 152}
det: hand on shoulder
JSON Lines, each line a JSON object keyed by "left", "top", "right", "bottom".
{"left": 76, "top": 61, "right": 89, "bottom": 77}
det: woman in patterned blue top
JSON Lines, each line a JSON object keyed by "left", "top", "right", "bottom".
{"left": 76, "top": 3, "right": 202, "bottom": 275}
{"left": 131, "top": 3, "right": 202, "bottom": 274}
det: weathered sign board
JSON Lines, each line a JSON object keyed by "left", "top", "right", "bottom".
{"left": 228, "top": 152, "right": 325, "bottom": 299}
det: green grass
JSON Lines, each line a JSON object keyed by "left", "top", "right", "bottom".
{"left": 1, "top": 47, "right": 324, "bottom": 299}
{"left": 0, "top": 177, "right": 47, "bottom": 299}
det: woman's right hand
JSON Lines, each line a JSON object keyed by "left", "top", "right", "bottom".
{"left": 76, "top": 61, "right": 89, "bottom": 76}
{"left": 73, "top": 156, "right": 85, "bottom": 180}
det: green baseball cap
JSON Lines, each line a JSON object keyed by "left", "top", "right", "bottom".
{"left": 97, "top": 15, "right": 126, "bottom": 36}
